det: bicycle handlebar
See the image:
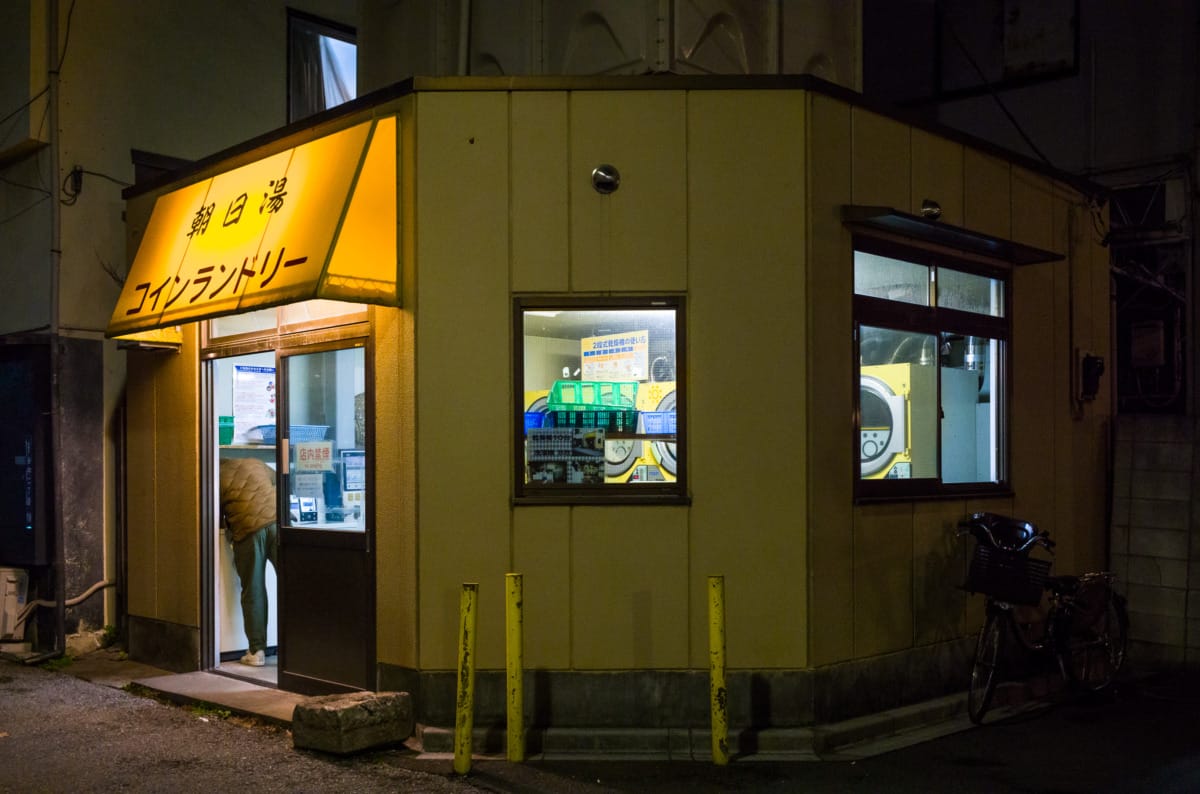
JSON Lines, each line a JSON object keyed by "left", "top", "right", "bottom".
{"left": 956, "top": 513, "right": 1055, "bottom": 554}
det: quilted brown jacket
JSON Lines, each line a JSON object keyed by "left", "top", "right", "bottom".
{"left": 219, "top": 457, "right": 277, "bottom": 542}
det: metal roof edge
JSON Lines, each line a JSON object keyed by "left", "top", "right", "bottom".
{"left": 122, "top": 72, "right": 1103, "bottom": 205}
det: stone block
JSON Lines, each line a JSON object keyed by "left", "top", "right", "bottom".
{"left": 292, "top": 691, "right": 413, "bottom": 754}
{"left": 1130, "top": 499, "right": 1189, "bottom": 532}
{"left": 1129, "top": 526, "right": 1188, "bottom": 558}
{"left": 1126, "top": 555, "right": 1188, "bottom": 588}
{"left": 1132, "top": 470, "right": 1191, "bottom": 500}
{"left": 1132, "top": 442, "right": 1191, "bottom": 472}
{"left": 1133, "top": 414, "right": 1191, "bottom": 444}
{"left": 1110, "top": 523, "right": 1129, "bottom": 555}
{"left": 1127, "top": 610, "right": 1185, "bottom": 646}
{"left": 1126, "top": 584, "right": 1187, "bottom": 618}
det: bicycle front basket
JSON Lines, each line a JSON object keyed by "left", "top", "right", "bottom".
{"left": 963, "top": 543, "right": 1051, "bottom": 605}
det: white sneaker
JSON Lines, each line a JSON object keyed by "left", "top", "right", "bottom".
{"left": 239, "top": 650, "right": 265, "bottom": 667}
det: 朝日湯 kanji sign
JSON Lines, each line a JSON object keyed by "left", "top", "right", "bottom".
{"left": 108, "top": 115, "right": 398, "bottom": 338}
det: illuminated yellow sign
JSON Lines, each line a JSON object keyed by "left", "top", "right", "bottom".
{"left": 107, "top": 116, "right": 398, "bottom": 338}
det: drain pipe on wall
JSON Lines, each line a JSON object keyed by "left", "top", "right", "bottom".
{"left": 18, "top": 580, "right": 116, "bottom": 665}
{"left": 46, "top": 0, "right": 70, "bottom": 666}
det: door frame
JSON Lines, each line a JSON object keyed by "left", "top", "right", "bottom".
{"left": 200, "top": 318, "right": 374, "bottom": 689}
{"left": 274, "top": 336, "right": 376, "bottom": 694}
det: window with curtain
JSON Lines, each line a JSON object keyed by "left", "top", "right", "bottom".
{"left": 288, "top": 11, "right": 357, "bottom": 123}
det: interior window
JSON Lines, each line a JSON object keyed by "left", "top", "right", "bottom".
{"left": 288, "top": 11, "right": 357, "bottom": 123}
{"left": 854, "top": 239, "right": 1009, "bottom": 497}
{"left": 516, "top": 298, "right": 685, "bottom": 501}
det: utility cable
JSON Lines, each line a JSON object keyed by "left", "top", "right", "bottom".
{"left": 942, "top": 17, "right": 1056, "bottom": 171}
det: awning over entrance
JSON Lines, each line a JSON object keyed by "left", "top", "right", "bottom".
{"left": 106, "top": 115, "right": 398, "bottom": 339}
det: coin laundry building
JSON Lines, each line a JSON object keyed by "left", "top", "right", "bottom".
{"left": 111, "top": 76, "right": 1112, "bottom": 740}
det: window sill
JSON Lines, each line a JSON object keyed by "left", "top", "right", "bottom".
{"left": 514, "top": 491, "right": 692, "bottom": 507}
{"left": 855, "top": 484, "right": 1014, "bottom": 505}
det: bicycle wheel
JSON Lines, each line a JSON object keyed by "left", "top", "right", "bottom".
{"left": 1065, "top": 584, "right": 1129, "bottom": 690}
{"left": 968, "top": 612, "right": 1005, "bottom": 724}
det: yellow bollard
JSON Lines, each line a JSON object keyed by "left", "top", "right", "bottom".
{"left": 453, "top": 583, "right": 479, "bottom": 775}
{"left": 708, "top": 575, "right": 729, "bottom": 765}
{"left": 506, "top": 573, "right": 525, "bottom": 762}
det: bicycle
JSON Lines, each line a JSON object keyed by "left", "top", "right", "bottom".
{"left": 957, "top": 511, "right": 1129, "bottom": 724}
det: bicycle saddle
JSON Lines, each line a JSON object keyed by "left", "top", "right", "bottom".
{"left": 961, "top": 512, "right": 1040, "bottom": 548}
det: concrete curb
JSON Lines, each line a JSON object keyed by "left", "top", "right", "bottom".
{"left": 414, "top": 690, "right": 983, "bottom": 762}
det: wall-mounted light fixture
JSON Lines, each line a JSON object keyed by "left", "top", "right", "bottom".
{"left": 592, "top": 164, "right": 620, "bottom": 194}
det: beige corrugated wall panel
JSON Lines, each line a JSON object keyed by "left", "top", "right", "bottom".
{"left": 687, "top": 90, "right": 807, "bottom": 669}
{"left": 912, "top": 500, "right": 970, "bottom": 646}
{"left": 513, "top": 507, "right": 571, "bottom": 668}
{"left": 374, "top": 95, "right": 418, "bottom": 669}
{"left": 511, "top": 92, "right": 569, "bottom": 293}
{"left": 571, "top": 506, "right": 689, "bottom": 669}
{"left": 1073, "top": 196, "right": 1113, "bottom": 574}
{"left": 910, "top": 129, "right": 963, "bottom": 225}
{"left": 373, "top": 304, "right": 417, "bottom": 668}
{"left": 126, "top": 324, "right": 200, "bottom": 625}
{"left": 853, "top": 502, "right": 914, "bottom": 656}
{"left": 1052, "top": 195, "right": 1079, "bottom": 573}
{"left": 1011, "top": 167, "right": 1055, "bottom": 252}
{"left": 157, "top": 331, "right": 201, "bottom": 624}
{"left": 1085, "top": 203, "right": 1113, "bottom": 572}
{"left": 851, "top": 108, "right": 909, "bottom": 208}
{"left": 806, "top": 93, "right": 854, "bottom": 667}
{"left": 414, "top": 92, "right": 512, "bottom": 670}
{"left": 125, "top": 349, "right": 158, "bottom": 617}
{"left": 569, "top": 91, "right": 687, "bottom": 292}
{"left": 1011, "top": 246, "right": 1057, "bottom": 533}
{"left": 1012, "top": 168, "right": 1071, "bottom": 563}
{"left": 964, "top": 149, "right": 1011, "bottom": 241}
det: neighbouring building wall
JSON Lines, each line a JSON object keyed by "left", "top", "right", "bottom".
{"left": 1111, "top": 415, "right": 1198, "bottom": 668}
{"left": 360, "top": 0, "right": 862, "bottom": 90}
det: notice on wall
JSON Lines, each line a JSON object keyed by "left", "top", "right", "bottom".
{"left": 581, "top": 330, "right": 648, "bottom": 381}
{"left": 294, "top": 440, "right": 335, "bottom": 472}
{"left": 233, "top": 365, "right": 275, "bottom": 443}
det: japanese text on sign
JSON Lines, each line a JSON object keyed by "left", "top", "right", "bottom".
{"left": 294, "top": 441, "right": 335, "bottom": 471}
{"left": 580, "top": 330, "right": 649, "bottom": 381}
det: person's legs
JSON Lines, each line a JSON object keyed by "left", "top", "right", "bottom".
{"left": 232, "top": 527, "right": 270, "bottom": 654}
{"left": 264, "top": 521, "right": 279, "bottom": 576}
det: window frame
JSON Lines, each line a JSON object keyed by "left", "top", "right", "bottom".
{"left": 287, "top": 9, "right": 357, "bottom": 124}
{"left": 853, "top": 235, "right": 1013, "bottom": 502}
{"left": 513, "top": 295, "right": 689, "bottom": 505}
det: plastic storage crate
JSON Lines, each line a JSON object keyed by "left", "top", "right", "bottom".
{"left": 218, "top": 416, "right": 234, "bottom": 445}
{"left": 253, "top": 424, "right": 329, "bottom": 444}
{"left": 547, "top": 380, "right": 638, "bottom": 411}
{"left": 963, "top": 543, "right": 1051, "bottom": 605}
{"left": 640, "top": 411, "right": 676, "bottom": 434}
{"left": 545, "top": 409, "right": 638, "bottom": 432}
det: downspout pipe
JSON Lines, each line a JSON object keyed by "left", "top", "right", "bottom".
{"left": 47, "top": 0, "right": 67, "bottom": 659}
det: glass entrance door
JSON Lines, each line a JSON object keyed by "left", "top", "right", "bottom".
{"left": 277, "top": 342, "right": 373, "bottom": 694}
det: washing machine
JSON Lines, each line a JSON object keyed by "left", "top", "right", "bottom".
{"left": 607, "top": 381, "right": 677, "bottom": 484}
{"left": 860, "top": 364, "right": 913, "bottom": 479}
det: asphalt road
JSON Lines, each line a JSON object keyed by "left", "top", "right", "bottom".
{"left": 2, "top": 656, "right": 1198, "bottom": 793}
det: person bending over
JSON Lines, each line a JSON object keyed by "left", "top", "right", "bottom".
{"left": 218, "top": 457, "right": 278, "bottom": 666}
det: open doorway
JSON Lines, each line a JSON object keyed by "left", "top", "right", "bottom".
{"left": 210, "top": 351, "right": 279, "bottom": 685}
